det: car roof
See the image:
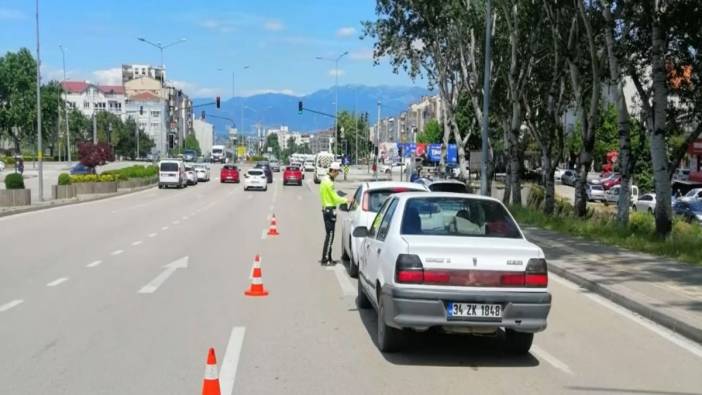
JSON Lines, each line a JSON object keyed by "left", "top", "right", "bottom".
{"left": 362, "top": 181, "right": 428, "bottom": 191}
{"left": 391, "top": 191, "right": 502, "bottom": 203}
{"left": 428, "top": 179, "right": 465, "bottom": 185}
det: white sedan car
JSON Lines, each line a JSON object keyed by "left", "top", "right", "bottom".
{"left": 194, "top": 164, "right": 210, "bottom": 182}
{"left": 633, "top": 193, "right": 656, "bottom": 214}
{"left": 353, "top": 192, "right": 551, "bottom": 353}
{"left": 243, "top": 168, "right": 268, "bottom": 191}
{"left": 340, "top": 182, "right": 429, "bottom": 277}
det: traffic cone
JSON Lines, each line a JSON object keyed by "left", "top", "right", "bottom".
{"left": 245, "top": 255, "right": 269, "bottom": 297}
{"left": 201, "top": 347, "right": 221, "bottom": 395}
{"left": 249, "top": 255, "right": 261, "bottom": 279}
{"left": 267, "top": 215, "right": 279, "bottom": 236}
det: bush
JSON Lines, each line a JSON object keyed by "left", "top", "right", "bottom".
{"left": 70, "top": 174, "right": 99, "bottom": 183}
{"left": 4, "top": 173, "right": 25, "bottom": 189}
{"left": 629, "top": 212, "right": 655, "bottom": 237}
{"left": 99, "top": 174, "right": 115, "bottom": 182}
{"left": 101, "top": 165, "right": 158, "bottom": 180}
{"left": 58, "top": 173, "right": 72, "bottom": 185}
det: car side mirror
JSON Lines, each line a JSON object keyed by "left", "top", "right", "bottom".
{"left": 339, "top": 203, "right": 349, "bottom": 212}
{"left": 353, "top": 226, "right": 369, "bottom": 237}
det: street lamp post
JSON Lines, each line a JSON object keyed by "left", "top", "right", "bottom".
{"left": 136, "top": 37, "right": 187, "bottom": 70}
{"left": 35, "top": 0, "right": 43, "bottom": 201}
{"left": 316, "top": 51, "right": 348, "bottom": 155}
{"left": 59, "top": 45, "right": 70, "bottom": 163}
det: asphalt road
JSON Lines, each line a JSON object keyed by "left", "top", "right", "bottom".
{"left": 1, "top": 165, "right": 700, "bottom": 394}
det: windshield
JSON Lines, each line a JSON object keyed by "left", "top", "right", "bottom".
{"left": 365, "top": 188, "right": 424, "bottom": 212}
{"left": 401, "top": 197, "right": 521, "bottom": 238}
{"left": 212, "top": 148, "right": 223, "bottom": 154}
{"left": 248, "top": 170, "right": 263, "bottom": 176}
{"left": 429, "top": 183, "right": 467, "bottom": 193}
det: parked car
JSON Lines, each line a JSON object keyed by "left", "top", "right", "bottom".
{"left": 586, "top": 184, "right": 606, "bottom": 202}
{"left": 672, "top": 168, "right": 691, "bottom": 181}
{"left": 69, "top": 162, "right": 96, "bottom": 175}
{"left": 633, "top": 193, "right": 656, "bottom": 214}
{"left": 194, "top": 164, "right": 210, "bottom": 182}
{"left": 340, "top": 182, "right": 429, "bottom": 277}
{"left": 270, "top": 160, "right": 281, "bottom": 172}
{"left": 0, "top": 160, "right": 5, "bottom": 172}
{"left": 604, "top": 184, "right": 639, "bottom": 205}
{"left": 553, "top": 168, "right": 566, "bottom": 183}
{"left": 426, "top": 179, "right": 470, "bottom": 193}
{"left": 255, "top": 163, "right": 273, "bottom": 183}
{"left": 680, "top": 187, "right": 702, "bottom": 201}
{"left": 672, "top": 200, "right": 702, "bottom": 224}
{"left": 601, "top": 173, "right": 622, "bottom": 190}
{"left": 352, "top": 192, "right": 550, "bottom": 353}
{"left": 282, "top": 166, "right": 303, "bottom": 186}
{"left": 184, "top": 165, "right": 198, "bottom": 185}
{"left": 243, "top": 168, "right": 268, "bottom": 191}
{"left": 158, "top": 159, "right": 186, "bottom": 189}
{"left": 220, "top": 164, "right": 240, "bottom": 183}
{"left": 561, "top": 170, "right": 578, "bottom": 186}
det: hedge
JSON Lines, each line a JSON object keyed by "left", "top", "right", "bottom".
{"left": 101, "top": 165, "right": 158, "bottom": 180}
{"left": 4, "top": 173, "right": 25, "bottom": 189}
{"left": 58, "top": 173, "right": 72, "bottom": 185}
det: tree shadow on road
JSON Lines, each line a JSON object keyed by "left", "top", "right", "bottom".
{"left": 356, "top": 307, "right": 540, "bottom": 368}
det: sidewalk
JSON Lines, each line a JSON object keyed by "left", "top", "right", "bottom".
{"left": 522, "top": 226, "right": 702, "bottom": 344}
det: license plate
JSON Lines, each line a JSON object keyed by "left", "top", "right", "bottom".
{"left": 226, "top": 176, "right": 232, "bottom": 179}
{"left": 447, "top": 303, "right": 502, "bottom": 319}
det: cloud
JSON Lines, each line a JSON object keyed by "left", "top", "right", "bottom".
{"left": 336, "top": 27, "right": 357, "bottom": 38}
{"left": 263, "top": 20, "right": 284, "bottom": 32}
{"left": 92, "top": 68, "right": 122, "bottom": 85}
{"left": 170, "top": 80, "right": 224, "bottom": 98}
{"left": 198, "top": 18, "right": 236, "bottom": 33}
{"left": 0, "top": 8, "right": 24, "bottom": 20}
{"left": 328, "top": 68, "right": 345, "bottom": 77}
{"left": 350, "top": 48, "right": 374, "bottom": 61}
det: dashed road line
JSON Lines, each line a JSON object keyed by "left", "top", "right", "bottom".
{"left": 531, "top": 345, "right": 574, "bottom": 375}
{"left": 260, "top": 229, "right": 268, "bottom": 240}
{"left": 46, "top": 277, "right": 69, "bottom": 287}
{"left": 182, "top": 216, "right": 189, "bottom": 220}
{"left": 131, "top": 240, "right": 143, "bottom": 246}
{"left": 111, "top": 249, "right": 124, "bottom": 256}
{"left": 86, "top": 260, "right": 102, "bottom": 268}
{"left": 219, "top": 326, "right": 247, "bottom": 395}
{"left": 0, "top": 299, "right": 23, "bottom": 312}
{"left": 148, "top": 233, "right": 158, "bottom": 238}
{"left": 161, "top": 226, "right": 169, "bottom": 231}
{"left": 172, "top": 220, "right": 180, "bottom": 225}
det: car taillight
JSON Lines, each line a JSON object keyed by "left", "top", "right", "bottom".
{"left": 525, "top": 258, "right": 548, "bottom": 287}
{"left": 500, "top": 273, "right": 525, "bottom": 286}
{"left": 395, "top": 254, "right": 424, "bottom": 283}
{"left": 362, "top": 191, "right": 369, "bottom": 211}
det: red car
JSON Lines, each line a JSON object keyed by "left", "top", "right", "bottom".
{"left": 220, "top": 164, "right": 240, "bottom": 183}
{"left": 282, "top": 166, "right": 303, "bottom": 186}
{"left": 601, "top": 173, "right": 621, "bottom": 190}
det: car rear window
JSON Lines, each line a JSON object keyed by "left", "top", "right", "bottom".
{"left": 248, "top": 170, "right": 263, "bottom": 176}
{"left": 223, "top": 165, "right": 237, "bottom": 170}
{"left": 401, "top": 197, "right": 521, "bottom": 238}
{"left": 160, "top": 162, "right": 178, "bottom": 172}
{"left": 590, "top": 185, "right": 603, "bottom": 190}
{"left": 429, "top": 182, "right": 467, "bottom": 193}
{"left": 285, "top": 166, "right": 298, "bottom": 171}
{"left": 365, "top": 188, "right": 424, "bottom": 212}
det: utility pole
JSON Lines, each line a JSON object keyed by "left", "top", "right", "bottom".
{"left": 316, "top": 52, "right": 348, "bottom": 155}
{"left": 135, "top": 123, "right": 139, "bottom": 159}
{"left": 35, "top": 0, "right": 44, "bottom": 201}
{"left": 59, "top": 45, "right": 70, "bottom": 163}
{"left": 92, "top": 112, "right": 97, "bottom": 144}
{"left": 480, "top": 0, "right": 493, "bottom": 196}
{"left": 375, "top": 100, "right": 381, "bottom": 181}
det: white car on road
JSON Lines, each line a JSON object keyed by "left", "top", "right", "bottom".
{"left": 243, "top": 168, "right": 268, "bottom": 191}
{"left": 184, "top": 165, "right": 198, "bottom": 185}
{"left": 633, "top": 193, "right": 656, "bottom": 214}
{"left": 353, "top": 192, "right": 551, "bottom": 353}
{"left": 0, "top": 160, "right": 5, "bottom": 172}
{"left": 194, "top": 164, "right": 210, "bottom": 182}
{"left": 340, "top": 182, "right": 429, "bottom": 277}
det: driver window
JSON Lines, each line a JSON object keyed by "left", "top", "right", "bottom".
{"left": 351, "top": 187, "right": 362, "bottom": 210}
{"left": 369, "top": 198, "right": 392, "bottom": 237}
{"left": 376, "top": 199, "right": 399, "bottom": 241}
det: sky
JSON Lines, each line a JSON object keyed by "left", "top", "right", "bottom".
{"left": 0, "top": 0, "right": 425, "bottom": 98}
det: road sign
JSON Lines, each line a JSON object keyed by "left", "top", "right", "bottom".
{"left": 237, "top": 146, "right": 246, "bottom": 158}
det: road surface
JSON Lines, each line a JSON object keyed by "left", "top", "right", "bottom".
{"left": 1, "top": 165, "right": 700, "bottom": 394}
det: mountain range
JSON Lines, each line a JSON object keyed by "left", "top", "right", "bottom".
{"left": 192, "top": 84, "right": 431, "bottom": 140}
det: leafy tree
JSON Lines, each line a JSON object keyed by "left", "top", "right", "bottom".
{"left": 78, "top": 142, "right": 114, "bottom": 168}
{"left": 416, "top": 119, "right": 442, "bottom": 144}
{"left": 265, "top": 133, "right": 280, "bottom": 158}
{"left": 336, "top": 111, "right": 369, "bottom": 162}
{"left": 183, "top": 134, "right": 201, "bottom": 155}
{"left": 113, "top": 118, "right": 155, "bottom": 159}
{"left": 0, "top": 48, "right": 37, "bottom": 153}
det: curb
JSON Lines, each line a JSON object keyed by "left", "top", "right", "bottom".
{"left": 0, "top": 183, "right": 157, "bottom": 218}
{"left": 547, "top": 262, "right": 702, "bottom": 345}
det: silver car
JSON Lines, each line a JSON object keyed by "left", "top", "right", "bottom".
{"left": 586, "top": 184, "right": 605, "bottom": 202}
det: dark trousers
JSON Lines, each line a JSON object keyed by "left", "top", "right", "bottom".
{"left": 321, "top": 208, "right": 336, "bottom": 262}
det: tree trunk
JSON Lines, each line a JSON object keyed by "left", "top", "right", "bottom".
{"left": 503, "top": 160, "right": 512, "bottom": 205}
{"left": 650, "top": 14, "right": 672, "bottom": 237}
{"left": 509, "top": 104, "right": 522, "bottom": 206}
{"left": 452, "top": 125, "right": 470, "bottom": 181}
{"left": 501, "top": 121, "right": 512, "bottom": 204}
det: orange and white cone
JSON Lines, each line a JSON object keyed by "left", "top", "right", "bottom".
{"left": 245, "top": 255, "right": 269, "bottom": 297}
{"left": 201, "top": 347, "right": 221, "bottom": 395}
{"left": 267, "top": 215, "right": 279, "bottom": 236}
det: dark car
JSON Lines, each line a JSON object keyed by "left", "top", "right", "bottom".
{"left": 69, "top": 163, "right": 96, "bottom": 175}
{"left": 255, "top": 163, "right": 273, "bottom": 183}
{"left": 673, "top": 200, "right": 702, "bottom": 224}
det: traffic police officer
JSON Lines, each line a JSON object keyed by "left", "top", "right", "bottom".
{"left": 319, "top": 162, "right": 353, "bottom": 265}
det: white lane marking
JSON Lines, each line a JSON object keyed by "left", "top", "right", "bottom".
{"left": 550, "top": 273, "right": 702, "bottom": 359}
{"left": 219, "top": 326, "right": 247, "bottom": 395}
{"left": 182, "top": 216, "right": 189, "bottom": 220}
{"left": 46, "top": 277, "right": 69, "bottom": 287}
{"left": 148, "top": 233, "right": 158, "bottom": 238}
{"left": 111, "top": 249, "right": 124, "bottom": 256}
{"left": 86, "top": 260, "right": 102, "bottom": 268}
{"left": 260, "top": 229, "right": 267, "bottom": 240}
{"left": 531, "top": 345, "right": 574, "bottom": 375}
{"left": 138, "top": 256, "right": 189, "bottom": 294}
{"left": 0, "top": 299, "right": 23, "bottom": 312}
{"left": 333, "top": 265, "right": 355, "bottom": 296}
{"left": 269, "top": 204, "right": 274, "bottom": 211}
{"left": 247, "top": 195, "right": 253, "bottom": 200}
{"left": 172, "top": 220, "right": 180, "bottom": 225}
{"left": 161, "top": 226, "right": 169, "bottom": 231}
{"left": 131, "top": 240, "right": 143, "bottom": 246}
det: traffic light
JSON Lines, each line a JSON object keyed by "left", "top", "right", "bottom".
{"left": 139, "top": 106, "right": 143, "bottom": 115}
{"left": 216, "top": 96, "right": 221, "bottom": 109}
{"left": 298, "top": 101, "right": 303, "bottom": 114}
{"left": 201, "top": 111, "right": 206, "bottom": 119}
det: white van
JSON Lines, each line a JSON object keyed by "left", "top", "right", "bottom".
{"left": 604, "top": 184, "right": 639, "bottom": 204}
{"left": 313, "top": 151, "right": 336, "bottom": 184}
{"left": 159, "top": 159, "right": 186, "bottom": 189}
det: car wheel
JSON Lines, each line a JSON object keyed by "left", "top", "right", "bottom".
{"left": 631, "top": 205, "right": 637, "bottom": 211}
{"left": 348, "top": 257, "right": 359, "bottom": 278}
{"left": 341, "top": 241, "right": 350, "bottom": 262}
{"left": 264, "top": 186, "right": 268, "bottom": 192}
{"left": 377, "top": 297, "right": 405, "bottom": 353}
{"left": 356, "top": 279, "right": 371, "bottom": 309}
{"left": 648, "top": 208, "right": 653, "bottom": 214}
{"left": 244, "top": 186, "right": 248, "bottom": 191}
{"left": 503, "top": 330, "right": 533, "bottom": 355}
